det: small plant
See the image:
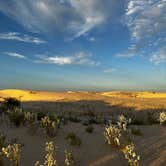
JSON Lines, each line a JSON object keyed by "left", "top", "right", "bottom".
{"left": 64, "top": 150, "right": 75, "bottom": 166}
{"left": 65, "top": 133, "right": 82, "bottom": 146}
{"left": 122, "top": 143, "right": 140, "bottom": 166}
{"left": 104, "top": 124, "right": 121, "bottom": 146}
{"left": 68, "top": 117, "right": 81, "bottom": 123}
{"left": 85, "top": 126, "right": 94, "bottom": 133}
{"left": 159, "top": 112, "right": 166, "bottom": 125}
{"left": 3, "top": 97, "right": 21, "bottom": 110}
{"left": 40, "top": 116, "right": 60, "bottom": 137}
{"left": 35, "top": 141, "right": 58, "bottom": 166}
{"left": 1, "top": 143, "right": 21, "bottom": 166}
{"left": 131, "top": 127, "right": 142, "bottom": 136}
{"left": 8, "top": 108, "right": 25, "bottom": 127}
{"left": 117, "top": 115, "right": 131, "bottom": 131}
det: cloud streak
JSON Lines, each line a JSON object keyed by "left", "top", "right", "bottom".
{"left": 0, "top": 32, "right": 46, "bottom": 44}
{"left": 35, "top": 51, "right": 99, "bottom": 66}
{"left": 4, "top": 52, "right": 27, "bottom": 59}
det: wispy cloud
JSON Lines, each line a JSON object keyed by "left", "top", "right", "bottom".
{"left": 35, "top": 51, "right": 99, "bottom": 66}
{"left": 0, "top": 32, "right": 46, "bottom": 44}
{"left": 150, "top": 47, "right": 166, "bottom": 64}
{"left": 4, "top": 52, "right": 27, "bottom": 59}
{"left": 0, "top": 0, "right": 119, "bottom": 39}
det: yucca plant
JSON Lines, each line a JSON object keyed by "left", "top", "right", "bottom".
{"left": 122, "top": 143, "right": 140, "bottom": 166}
{"left": 104, "top": 124, "right": 121, "bottom": 146}
{"left": 159, "top": 112, "right": 166, "bottom": 125}
{"left": 35, "top": 141, "right": 58, "bottom": 166}
{"left": 1, "top": 144, "right": 20, "bottom": 166}
{"left": 40, "top": 116, "right": 60, "bottom": 137}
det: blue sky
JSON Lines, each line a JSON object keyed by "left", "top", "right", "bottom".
{"left": 0, "top": 0, "right": 166, "bottom": 91}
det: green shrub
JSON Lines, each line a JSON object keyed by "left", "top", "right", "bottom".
{"left": 65, "top": 132, "right": 82, "bottom": 146}
{"left": 85, "top": 126, "right": 94, "bottom": 133}
{"left": 37, "top": 112, "right": 46, "bottom": 121}
{"left": 0, "top": 133, "right": 6, "bottom": 148}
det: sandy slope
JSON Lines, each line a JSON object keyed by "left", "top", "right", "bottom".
{"left": 0, "top": 120, "right": 165, "bottom": 166}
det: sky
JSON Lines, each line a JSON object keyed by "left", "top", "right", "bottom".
{"left": 0, "top": 0, "right": 166, "bottom": 91}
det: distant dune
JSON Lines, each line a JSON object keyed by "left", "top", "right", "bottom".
{"left": 0, "top": 89, "right": 166, "bottom": 102}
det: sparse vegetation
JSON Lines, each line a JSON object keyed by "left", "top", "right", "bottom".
{"left": 3, "top": 97, "right": 21, "bottom": 110}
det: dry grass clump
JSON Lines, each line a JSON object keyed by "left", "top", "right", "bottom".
{"left": 24, "top": 112, "right": 36, "bottom": 124}
{"left": 85, "top": 126, "right": 94, "bottom": 133}
{"left": 122, "top": 143, "right": 140, "bottom": 166}
{"left": 1, "top": 143, "right": 20, "bottom": 166}
{"left": 159, "top": 112, "right": 166, "bottom": 125}
{"left": 35, "top": 141, "right": 58, "bottom": 166}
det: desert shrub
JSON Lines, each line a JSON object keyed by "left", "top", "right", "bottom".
{"left": 159, "top": 112, "right": 166, "bottom": 125}
{"left": 104, "top": 124, "right": 121, "bottom": 146}
{"left": 8, "top": 108, "right": 25, "bottom": 127}
{"left": 37, "top": 112, "right": 46, "bottom": 121}
{"left": 122, "top": 143, "right": 140, "bottom": 166}
{"left": 85, "top": 126, "right": 94, "bottom": 133}
{"left": 3, "top": 97, "right": 21, "bottom": 110}
{"left": 147, "top": 112, "right": 159, "bottom": 125}
{"left": 1, "top": 143, "right": 21, "bottom": 166}
{"left": 40, "top": 116, "right": 60, "bottom": 137}
{"left": 65, "top": 132, "right": 82, "bottom": 146}
{"left": 117, "top": 115, "right": 131, "bottom": 131}
{"left": 68, "top": 117, "right": 81, "bottom": 123}
{"left": 35, "top": 141, "right": 58, "bottom": 166}
{"left": 64, "top": 150, "right": 75, "bottom": 166}
{"left": 131, "top": 127, "right": 143, "bottom": 136}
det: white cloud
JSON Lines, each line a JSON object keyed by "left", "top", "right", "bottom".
{"left": 5, "top": 52, "right": 27, "bottom": 59}
{"left": 117, "top": 0, "right": 166, "bottom": 62}
{"left": 0, "top": 32, "right": 46, "bottom": 44}
{"left": 0, "top": 0, "right": 118, "bottom": 39}
{"left": 35, "top": 51, "right": 99, "bottom": 66}
{"left": 150, "top": 47, "right": 166, "bottom": 64}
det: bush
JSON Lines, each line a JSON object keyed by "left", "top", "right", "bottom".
{"left": 3, "top": 97, "right": 21, "bottom": 110}
{"left": 69, "top": 117, "right": 81, "bottom": 123}
{"left": 85, "top": 126, "right": 94, "bottom": 133}
{"left": 0, "top": 133, "right": 6, "bottom": 149}
{"left": 64, "top": 150, "right": 75, "bottom": 166}
{"left": 40, "top": 116, "right": 60, "bottom": 137}
{"left": 65, "top": 132, "right": 82, "bottom": 146}
{"left": 37, "top": 112, "right": 46, "bottom": 121}
{"left": 8, "top": 108, "right": 25, "bottom": 127}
